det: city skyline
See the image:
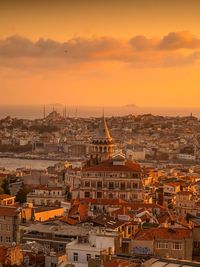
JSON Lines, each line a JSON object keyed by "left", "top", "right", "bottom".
{"left": 1, "top": 0, "right": 200, "bottom": 107}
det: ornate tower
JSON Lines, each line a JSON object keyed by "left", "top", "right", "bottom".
{"left": 91, "top": 114, "right": 114, "bottom": 160}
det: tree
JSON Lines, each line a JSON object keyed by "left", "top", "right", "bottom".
{"left": 0, "top": 187, "right": 4, "bottom": 194}
{"left": 1, "top": 179, "right": 10, "bottom": 194}
{"left": 16, "top": 186, "right": 30, "bottom": 203}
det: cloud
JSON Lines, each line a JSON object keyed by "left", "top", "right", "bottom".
{"left": 159, "top": 31, "right": 200, "bottom": 50}
{"left": 0, "top": 32, "right": 200, "bottom": 70}
{"left": 129, "top": 35, "right": 158, "bottom": 50}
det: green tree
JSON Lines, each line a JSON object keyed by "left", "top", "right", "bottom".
{"left": 16, "top": 186, "right": 30, "bottom": 203}
{"left": 0, "top": 187, "right": 4, "bottom": 194}
{"left": 1, "top": 179, "right": 10, "bottom": 194}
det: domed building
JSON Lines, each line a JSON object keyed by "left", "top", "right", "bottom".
{"left": 75, "top": 116, "right": 144, "bottom": 201}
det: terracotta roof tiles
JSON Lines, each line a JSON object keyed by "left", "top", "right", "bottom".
{"left": 0, "top": 206, "right": 20, "bottom": 217}
{"left": 134, "top": 227, "right": 191, "bottom": 240}
{"left": 83, "top": 159, "right": 141, "bottom": 172}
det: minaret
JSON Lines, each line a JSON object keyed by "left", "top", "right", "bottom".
{"left": 75, "top": 108, "right": 78, "bottom": 119}
{"left": 65, "top": 105, "right": 67, "bottom": 118}
{"left": 43, "top": 105, "right": 46, "bottom": 119}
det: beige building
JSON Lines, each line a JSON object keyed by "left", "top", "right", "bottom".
{"left": 0, "top": 206, "right": 21, "bottom": 246}
{"left": 27, "top": 185, "right": 65, "bottom": 206}
{"left": 79, "top": 153, "right": 143, "bottom": 201}
{"left": 132, "top": 227, "right": 193, "bottom": 260}
{"left": 75, "top": 116, "right": 144, "bottom": 201}
{"left": 175, "top": 191, "right": 200, "bottom": 217}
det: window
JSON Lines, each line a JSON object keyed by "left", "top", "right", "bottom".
{"left": 156, "top": 242, "right": 168, "bottom": 249}
{"left": 84, "top": 181, "right": 90, "bottom": 187}
{"left": 91, "top": 181, "right": 96, "bottom": 188}
{"left": 172, "top": 242, "right": 183, "bottom": 250}
{"left": 120, "top": 194, "right": 126, "bottom": 199}
{"left": 194, "top": 241, "right": 200, "bottom": 248}
{"left": 128, "top": 227, "right": 131, "bottom": 235}
{"left": 97, "top": 181, "right": 102, "bottom": 188}
{"left": 132, "top": 183, "right": 138, "bottom": 189}
{"left": 6, "top": 225, "right": 11, "bottom": 231}
{"left": 132, "top": 173, "right": 139, "bottom": 178}
{"left": 132, "top": 194, "right": 138, "bottom": 199}
{"left": 0, "top": 236, "right": 3, "bottom": 242}
{"left": 58, "top": 244, "right": 64, "bottom": 251}
{"left": 86, "top": 254, "right": 91, "bottom": 261}
{"left": 85, "top": 192, "right": 90, "bottom": 198}
{"left": 73, "top": 253, "right": 78, "bottom": 262}
{"left": 97, "top": 192, "right": 102, "bottom": 198}
{"left": 115, "top": 182, "right": 119, "bottom": 188}
{"left": 109, "top": 193, "right": 113, "bottom": 199}
{"left": 6, "top": 236, "right": 11, "bottom": 243}
{"left": 120, "top": 182, "right": 126, "bottom": 190}
{"left": 109, "top": 182, "right": 114, "bottom": 189}
{"left": 95, "top": 255, "right": 100, "bottom": 260}
{"left": 51, "top": 263, "right": 57, "bottom": 267}
{"left": 127, "top": 182, "right": 131, "bottom": 188}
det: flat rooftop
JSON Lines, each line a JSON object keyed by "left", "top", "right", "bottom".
{"left": 23, "top": 222, "right": 93, "bottom": 237}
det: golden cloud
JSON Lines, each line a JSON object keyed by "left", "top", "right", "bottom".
{"left": 0, "top": 32, "right": 200, "bottom": 69}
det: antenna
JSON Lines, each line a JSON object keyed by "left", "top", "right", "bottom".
{"left": 65, "top": 105, "right": 67, "bottom": 119}
{"left": 43, "top": 105, "right": 46, "bottom": 119}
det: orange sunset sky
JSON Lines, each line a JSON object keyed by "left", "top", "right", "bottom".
{"left": 1, "top": 0, "right": 200, "bottom": 107}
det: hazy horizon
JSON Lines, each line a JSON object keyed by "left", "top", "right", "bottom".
{"left": 0, "top": 104, "right": 199, "bottom": 119}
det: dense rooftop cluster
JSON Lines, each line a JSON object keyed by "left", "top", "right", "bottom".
{"left": 0, "top": 112, "right": 200, "bottom": 266}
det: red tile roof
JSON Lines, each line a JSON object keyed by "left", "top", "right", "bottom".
{"left": 0, "top": 206, "right": 20, "bottom": 217}
{"left": 83, "top": 159, "right": 141, "bottom": 172}
{"left": 134, "top": 227, "right": 192, "bottom": 240}
{"left": 68, "top": 203, "right": 88, "bottom": 221}
{"left": 60, "top": 216, "right": 77, "bottom": 225}
{"left": 79, "top": 199, "right": 166, "bottom": 212}
{"left": 125, "top": 203, "right": 166, "bottom": 212}
{"left": 80, "top": 198, "right": 128, "bottom": 206}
